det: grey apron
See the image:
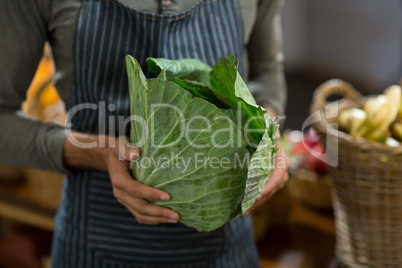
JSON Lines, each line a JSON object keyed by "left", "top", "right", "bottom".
{"left": 52, "top": 0, "right": 258, "bottom": 267}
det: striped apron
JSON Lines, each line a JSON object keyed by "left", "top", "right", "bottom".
{"left": 52, "top": 0, "right": 258, "bottom": 267}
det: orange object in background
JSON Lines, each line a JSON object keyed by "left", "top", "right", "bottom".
{"left": 24, "top": 44, "right": 54, "bottom": 106}
{"left": 23, "top": 43, "right": 66, "bottom": 125}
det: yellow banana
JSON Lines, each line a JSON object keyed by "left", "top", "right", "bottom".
{"left": 364, "top": 104, "right": 398, "bottom": 142}
{"left": 390, "top": 119, "right": 402, "bottom": 141}
{"left": 384, "top": 85, "right": 402, "bottom": 118}
{"left": 400, "top": 106, "right": 402, "bottom": 119}
{"left": 338, "top": 84, "right": 402, "bottom": 144}
{"left": 338, "top": 108, "right": 368, "bottom": 138}
{"left": 338, "top": 109, "right": 354, "bottom": 132}
{"left": 363, "top": 95, "right": 396, "bottom": 128}
{"left": 363, "top": 97, "right": 376, "bottom": 114}
{"left": 364, "top": 128, "right": 388, "bottom": 143}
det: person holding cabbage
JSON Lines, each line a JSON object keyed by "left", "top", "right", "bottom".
{"left": 0, "top": 0, "right": 289, "bottom": 267}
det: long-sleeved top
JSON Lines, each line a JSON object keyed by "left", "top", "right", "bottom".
{"left": 0, "top": 0, "right": 286, "bottom": 173}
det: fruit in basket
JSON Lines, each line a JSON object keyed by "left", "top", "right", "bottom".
{"left": 363, "top": 95, "right": 398, "bottom": 142}
{"left": 335, "top": 83, "right": 401, "bottom": 145}
{"left": 364, "top": 124, "right": 388, "bottom": 143}
{"left": 338, "top": 108, "right": 368, "bottom": 138}
{"left": 364, "top": 95, "right": 397, "bottom": 128}
{"left": 384, "top": 85, "right": 402, "bottom": 118}
{"left": 390, "top": 119, "right": 402, "bottom": 142}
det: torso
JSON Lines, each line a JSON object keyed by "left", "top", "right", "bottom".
{"left": 46, "top": 0, "right": 258, "bottom": 104}
{"left": 51, "top": 1, "right": 259, "bottom": 267}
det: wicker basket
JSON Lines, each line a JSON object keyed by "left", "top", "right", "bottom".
{"left": 310, "top": 79, "right": 402, "bottom": 267}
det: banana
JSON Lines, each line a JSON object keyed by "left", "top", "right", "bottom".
{"left": 364, "top": 103, "right": 398, "bottom": 142}
{"left": 363, "top": 95, "right": 397, "bottom": 128}
{"left": 400, "top": 106, "right": 402, "bottom": 119}
{"left": 338, "top": 108, "right": 368, "bottom": 138}
{"left": 337, "top": 84, "right": 402, "bottom": 145}
{"left": 338, "top": 109, "right": 354, "bottom": 132}
{"left": 364, "top": 127, "right": 388, "bottom": 143}
{"left": 390, "top": 119, "right": 402, "bottom": 141}
{"left": 384, "top": 85, "right": 402, "bottom": 118}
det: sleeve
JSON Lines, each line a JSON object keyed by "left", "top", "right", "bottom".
{"left": 0, "top": 0, "right": 68, "bottom": 173}
{"left": 246, "top": 0, "right": 287, "bottom": 116}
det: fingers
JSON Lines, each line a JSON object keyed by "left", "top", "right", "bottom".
{"left": 130, "top": 181, "right": 171, "bottom": 201}
{"left": 264, "top": 172, "right": 289, "bottom": 200}
{"left": 111, "top": 170, "right": 180, "bottom": 224}
{"left": 260, "top": 165, "right": 289, "bottom": 197}
{"left": 119, "top": 195, "right": 179, "bottom": 219}
{"left": 243, "top": 142, "right": 290, "bottom": 216}
{"left": 114, "top": 185, "right": 179, "bottom": 224}
{"left": 244, "top": 198, "right": 264, "bottom": 216}
{"left": 119, "top": 198, "right": 179, "bottom": 225}
{"left": 112, "top": 170, "right": 171, "bottom": 201}
{"left": 258, "top": 146, "right": 289, "bottom": 198}
{"left": 244, "top": 172, "right": 289, "bottom": 216}
{"left": 106, "top": 139, "right": 179, "bottom": 225}
{"left": 244, "top": 173, "right": 289, "bottom": 216}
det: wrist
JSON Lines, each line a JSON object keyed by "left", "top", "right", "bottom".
{"left": 62, "top": 132, "right": 109, "bottom": 171}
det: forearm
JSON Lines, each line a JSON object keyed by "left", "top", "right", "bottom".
{"left": 0, "top": 106, "right": 117, "bottom": 173}
{"left": 0, "top": 108, "right": 67, "bottom": 172}
{"left": 247, "top": 0, "right": 287, "bottom": 116}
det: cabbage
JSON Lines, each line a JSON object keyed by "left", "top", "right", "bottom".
{"left": 126, "top": 55, "right": 278, "bottom": 232}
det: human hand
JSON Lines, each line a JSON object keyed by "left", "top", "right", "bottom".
{"left": 244, "top": 134, "right": 289, "bottom": 215}
{"left": 63, "top": 133, "right": 180, "bottom": 225}
{"left": 244, "top": 106, "right": 290, "bottom": 215}
{"left": 107, "top": 136, "right": 180, "bottom": 225}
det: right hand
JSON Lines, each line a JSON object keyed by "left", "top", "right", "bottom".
{"left": 63, "top": 133, "right": 180, "bottom": 225}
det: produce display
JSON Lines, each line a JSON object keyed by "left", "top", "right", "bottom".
{"left": 125, "top": 55, "right": 278, "bottom": 232}
{"left": 338, "top": 85, "right": 402, "bottom": 146}
{"left": 282, "top": 128, "right": 328, "bottom": 176}
{"left": 281, "top": 129, "right": 332, "bottom": 210}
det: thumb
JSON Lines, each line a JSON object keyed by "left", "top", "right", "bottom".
{"left": 127, "top": 146, "right": 141, "bottom": 161}
{"left": 117, "top": 136, "right": 141, "bottom": 161}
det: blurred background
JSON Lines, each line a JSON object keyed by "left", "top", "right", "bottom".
{"left": 0, "top": 1, "right": 401, "bottom": 268}
{"left": 282, "top": 0, "right": 402, "bottom": 130}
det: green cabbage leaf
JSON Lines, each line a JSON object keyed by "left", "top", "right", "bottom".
{"left": 126, "top": 55, "right": 278, "bottom": 232}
